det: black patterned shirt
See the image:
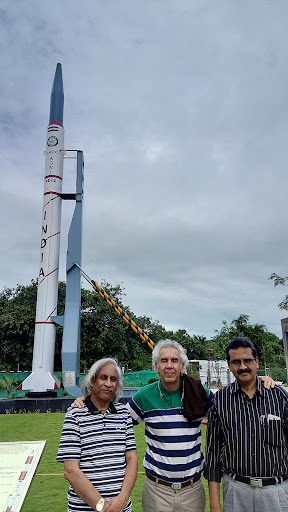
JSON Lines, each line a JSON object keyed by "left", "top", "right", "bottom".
{"left": 204, "top": 377, "right": 288, "bottom": 482}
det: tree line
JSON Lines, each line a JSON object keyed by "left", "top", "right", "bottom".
{"left": 0, "top": 280, "right": 286, "bottom": 380}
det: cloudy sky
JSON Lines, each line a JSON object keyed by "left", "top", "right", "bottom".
{"left": 1, "top": 0, "right": 288, "bottom": 340}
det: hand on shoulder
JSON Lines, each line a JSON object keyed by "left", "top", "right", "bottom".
{"left": 258, "top": 375, "right": 276, "bottom": 389}
{"left": 67, "top": 396, "right": 87, "bottom": 411}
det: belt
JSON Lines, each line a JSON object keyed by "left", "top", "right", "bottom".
{"left": 146, "top": 471, "right": 201, "bottom": 490}
{"left": 229, "top": 473, "right": 288, "bottom": 487}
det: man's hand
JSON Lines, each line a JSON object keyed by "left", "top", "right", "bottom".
{"left": 259, "top": 376, "right": 277, "bottom": 389}
{"left": 68, "top": 396, "right": 86, "bottom": 410}
{"left": 104, "top": 494, "right": 128, "bottom": 512}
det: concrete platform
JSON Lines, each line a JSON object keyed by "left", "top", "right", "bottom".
{"left": 0, "top": 396, "right": 130, "bottom": 414}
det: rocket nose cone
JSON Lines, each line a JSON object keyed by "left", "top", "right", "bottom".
{"left": 49, "top": 63, "right": 64, "bottom": 124}
{"left": 55, "top": 63, "right": 63, "bottom": 83}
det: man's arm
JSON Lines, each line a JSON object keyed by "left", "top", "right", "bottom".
{"left": 126, "top": 394, "right": 144, "bottom": 425}
{"left": 58, "top": 412, "right": 102, "bottom": 509}
{"left": 105, "top": 451, "right": 138, "bottom": 512}
{"left": 208, "top": 481, "right": 223, "bottom": 512}
{"left": 64, "top": 460, "right": 103, "bottom": 510}
{"left": 203, "top": 404, "right": 223, "bottom": 510}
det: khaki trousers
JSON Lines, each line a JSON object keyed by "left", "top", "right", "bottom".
{"left": 142, "top": 475, "right": 206, "bottom": 512}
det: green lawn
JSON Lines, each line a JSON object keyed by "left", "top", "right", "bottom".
{"left": 0, "top": 413, "right": 213, "bottom": 511}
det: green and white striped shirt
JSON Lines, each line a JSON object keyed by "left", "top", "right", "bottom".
{"left": 127, "top": 379, "right": 212, "bottom": 482}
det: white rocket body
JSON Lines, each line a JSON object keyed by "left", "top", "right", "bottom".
{"left": 20, "top": 64, "right": 64, "bottom": 392}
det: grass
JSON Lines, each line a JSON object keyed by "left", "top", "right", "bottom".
{"left": 0, "top": 413, "right": 214, "bottom": 511}
{"left": 1, "top": 413, "right": 67, "bottom": 512}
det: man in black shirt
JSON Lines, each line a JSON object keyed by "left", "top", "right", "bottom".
{"left": 204, "top": 336, "right": 288, "bottom": 512}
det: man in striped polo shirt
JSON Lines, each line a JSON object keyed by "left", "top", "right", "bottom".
{"left": 204, "top": 337, "right": 288, "bottom": 512}
{"left": 57, "top": 358, "right": 138, "bottom": 512}
{"left": 127, "top": 339, "right": 213, "bottom": 512}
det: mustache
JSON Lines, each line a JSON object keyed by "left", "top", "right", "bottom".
{"left": 237, "top": 369, "right": 251, "bottom": 375}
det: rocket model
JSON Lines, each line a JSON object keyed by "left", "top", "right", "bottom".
{"left": 19, "top": 64, "right": 64, "bottom": 393}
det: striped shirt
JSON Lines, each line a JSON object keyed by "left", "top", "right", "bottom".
{"left": 57, "top": 396, "right": 137, "bottom": 512}
{"left": 204, "top": 377, "right": 288, "bottom": 482}
{"left": 127, "top": 379, "right": 213, "bottom": 483}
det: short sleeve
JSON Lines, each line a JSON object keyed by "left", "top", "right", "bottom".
{"left": 125, "top": 410, "right": 137, "bottom": 452}
{"left": 126, "top": 392, "right": 144, "bottom": 425}
{"left": 57, "top": 410, "right": 81, "bottom": 462}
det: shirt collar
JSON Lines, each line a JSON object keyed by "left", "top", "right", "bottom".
{"left": 159, "top": 379, "right": 182, "bottom": 396}
{"left": 85, "top": 395, "right": 118, "bottom": 414}
{"left": 229, "top": 376, "right": 266, "bottom": 397}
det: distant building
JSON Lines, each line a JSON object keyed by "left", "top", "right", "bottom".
{"left": 189, "top": 360, "right": 236, "bottom": 388}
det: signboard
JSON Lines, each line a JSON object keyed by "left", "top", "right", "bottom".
{"left": 0, "top": 440, "right": 46, "bottom": 512}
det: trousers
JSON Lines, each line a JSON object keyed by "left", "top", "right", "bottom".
{"left": 142, "top": 474, "right": 206, "bottom": 512}
{"left": 223, "top": 473, "right": 288, "bottom": 512}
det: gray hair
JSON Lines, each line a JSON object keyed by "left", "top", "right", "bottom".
{"left": 81, "top": 358, "right": 123, "bottom": 401}
{"left": 152, "top": 339, "right": 189, "bottom": 372}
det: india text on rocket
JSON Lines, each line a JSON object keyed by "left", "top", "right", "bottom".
{"left": 19, "top": 64, "right": 64, "bottom": 392}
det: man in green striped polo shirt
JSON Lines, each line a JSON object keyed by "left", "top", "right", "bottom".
{"left": 127, "top": 339, "right": 213, "bottom": 512}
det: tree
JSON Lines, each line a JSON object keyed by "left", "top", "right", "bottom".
{"left": 211, "top": 314, "right": 285, "bottom": 376}
{"left": 0, "top": 280, "right": 158, "bottom": 372}
{"left": 80, "top": 282, "right": 151, "bottom": 371}
{"left": 0, "top": 281, "right": 66, "bottom": 372}
{"left": 190, "top": 335, "right": 209, "bottom": 360}
{"left": 0, "top": 281, "right": 38, "bottom": 371}
{"left": 169, "top": 329, "right": 209, "bottom": 359}
{"left": 0, "top": 375, "right": 22, "bottom": 398}
{"left": 269, "top": 273, "right": 288, "bottom": 310}
{"left": 1, "top": 281, "right": 285, "bottom": 377}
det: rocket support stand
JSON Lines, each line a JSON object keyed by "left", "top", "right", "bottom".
{"left": 52, "top": 151, "right": 84, "bottom": 396}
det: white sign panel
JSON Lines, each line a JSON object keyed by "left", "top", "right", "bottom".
{"left": 0, "top": 440, "right": 46, "bottom": 512}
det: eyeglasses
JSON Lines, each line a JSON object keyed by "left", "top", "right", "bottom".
{"left": 229, "top": 358, "right": 256, "bottom": 367}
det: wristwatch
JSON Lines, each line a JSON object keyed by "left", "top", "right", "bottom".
{"left": 96, "top": 497, "right": 105, "bottom": 511}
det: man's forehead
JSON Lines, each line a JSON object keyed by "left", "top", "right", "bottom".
{"left": 229, "top": 346, "right": 253, "bottom": 358}
{"left": 98, "top": 363, "right": 118, "bottom": 376}
{"left": 159, "top": 347, "right": 181, "bottom": 359}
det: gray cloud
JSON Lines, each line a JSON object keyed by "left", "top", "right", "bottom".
{"left": 1, "top": 0, "right": 288, "bottom": 342}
